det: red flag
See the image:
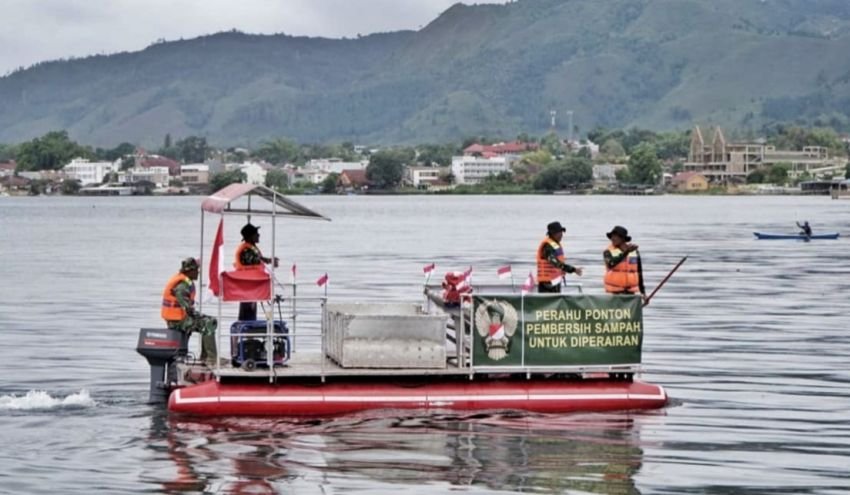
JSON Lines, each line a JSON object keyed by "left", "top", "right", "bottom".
{"left": 221, "top": 269, "right": 270, "bottom": 301}
{"left": 521, "top": 272, "right": 535, "bottom": 295}
{"left": 208, "top": 218, "right": 224, "bottom": 296}
{"left": 497, "top": 265, "right": 512, "bottom": 279}
{"left": 423, "top": 262, "right": 436, "bottom": 275}
{"left": 291, "top": 263, "right": 297, "bottom": 281}
{"left": 316, "top": 272, "right": 328, "bottom": 287}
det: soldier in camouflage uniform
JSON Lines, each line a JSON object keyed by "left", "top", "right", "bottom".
{"left": 162, "top": 257, "right": 218, "bottom": 363}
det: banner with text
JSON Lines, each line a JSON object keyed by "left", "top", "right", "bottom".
{"left": 471, "top": 294, "right": 643, "bottom": 367}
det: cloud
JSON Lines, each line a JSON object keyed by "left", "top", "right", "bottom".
{"left": 0, "top": 0, "right": 506, "bottom": 75}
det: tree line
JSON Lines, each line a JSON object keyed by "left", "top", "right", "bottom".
{"left": 3, "top": 125, "right": 848, "bottom": 193}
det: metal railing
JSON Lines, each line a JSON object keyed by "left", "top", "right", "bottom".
{"left": 211, "top": 279, "right": 328, "bottom": 380}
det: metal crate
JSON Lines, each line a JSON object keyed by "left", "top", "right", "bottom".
{"left": 325, "top": 302, "right": 448, "bottom": 369}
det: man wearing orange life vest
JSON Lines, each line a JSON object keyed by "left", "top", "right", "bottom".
{"left": 234, "top": 223, "right": 279, "bottom": 321}
{"left": 536, "top": 221, "right": 583, "bottom": 293}
{"left": 161, "top": 257, "right": 217, "bottom": 363}
{"left": 603, "top": 225, "right": 646, "bottom": 303}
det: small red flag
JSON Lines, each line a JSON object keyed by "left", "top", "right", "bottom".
{"left": 497, "top": 265, "right": 512, "bottom": 279}
{"left": 423, "top": 262, "right": 436, "bottom": 274}
{"left": 208, "top": 218, "right": 224, "bottom": 296}
{"left": 316, "top": 273, "right": 328, "bottom": 287}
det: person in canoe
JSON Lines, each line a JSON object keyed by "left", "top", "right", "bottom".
{"left": 796, "top": 221, "right": 812, "bottom": 238}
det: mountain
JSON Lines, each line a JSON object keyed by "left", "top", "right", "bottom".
{"left": 3, "top": 0, "right": 850, "bottom": 147}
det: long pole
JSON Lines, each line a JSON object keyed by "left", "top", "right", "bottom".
{"left": 645, "top": 256, "right": 688, "bottom": 305}
{"left": 291, "top": 264, "right": 297, "bottom": 351}
{"left": 520, "top": 292, "right": 525, "bottom": 368}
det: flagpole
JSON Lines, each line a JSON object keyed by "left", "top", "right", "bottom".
{"left": 520, "top": 283, "right": 525, "bottom": 368}
{"left": 423, "top": 263, "right": 435, "bottom": 293}
{"left": 291, "top": 263, "right": 297, "bottom": 349}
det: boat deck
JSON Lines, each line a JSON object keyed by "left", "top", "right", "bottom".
{"left": 175, "top": 350, "right": 640, "bottom": 387}
{"left": 172, "top": 283, "right": 638, "bottom": 387}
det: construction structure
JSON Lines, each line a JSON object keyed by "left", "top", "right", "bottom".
{"left": 683, "top": 126, "right": 845, "bottom": 183}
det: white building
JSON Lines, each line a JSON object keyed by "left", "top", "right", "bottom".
{"left": 566, "top": 139, "right": 600, "bottom": 158}
{"left": 592, "top": 163, "right": 628, "bottom": 184}
{"left": 451, "top": 156, "right": 510, "bottom": 185}
{"left": 305, "top": 158, "right": 368, "bottom": 174}
{"left": 298, "top": 168, "right": 331, "bottom": 185}
{"left": 232, "top": 161, "right": 269, "bottom": 185}
{"left": 406, "top": 166, "right": 447, "bottom": 188}
{"left": 120, "top": 166, "right": 170, "bottom": 187}
{"left": 63, "top": 158, "right": 119, "bottom": 185}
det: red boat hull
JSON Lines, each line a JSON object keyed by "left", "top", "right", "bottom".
{"left": 169, "top": 378, "right": 667, "bottom": 416}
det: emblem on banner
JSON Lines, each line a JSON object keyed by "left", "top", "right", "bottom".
{"left": 475, "top": 299, "right": 518, "bottom": 361}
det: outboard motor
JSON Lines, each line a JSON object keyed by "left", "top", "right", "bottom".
{"left": 136, "top": 328, "right": 189, "bottom": 404}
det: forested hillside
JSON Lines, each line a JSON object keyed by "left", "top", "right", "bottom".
{"left": 2, "top": 0, "right": 850, "bottom": 146}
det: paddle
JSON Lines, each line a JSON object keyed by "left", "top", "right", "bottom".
{"left": 644, "top": 255, "right": 688, "bottom": 306}
{"left": 796, "top": 221, "right": 812, "bottom": 242}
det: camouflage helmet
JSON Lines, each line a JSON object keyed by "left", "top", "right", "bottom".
{"left": 180, "top": 257, "right": 199, "bottom": 272}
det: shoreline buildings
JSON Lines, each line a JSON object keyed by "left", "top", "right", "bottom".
{"left": 684, "top": 126, "right": 844, "bottom": 183}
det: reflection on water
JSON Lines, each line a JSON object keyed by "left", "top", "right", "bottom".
{"left": 148, "top": 410, "right": 653, "bottom": 494}
{"left": 2, "top": 195, "right": 850, "bottom": 493}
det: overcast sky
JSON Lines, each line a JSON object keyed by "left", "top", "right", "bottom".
{"left": 0, "top": 0, "right": 507, "bottom": 75}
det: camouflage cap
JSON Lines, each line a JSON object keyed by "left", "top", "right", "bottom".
{"left": 181, "top": 257, "right": 199, "bottom": 272}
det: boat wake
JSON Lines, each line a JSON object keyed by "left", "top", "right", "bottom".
{"left": 0, "top": 390, "right": 96, "bottom": 411}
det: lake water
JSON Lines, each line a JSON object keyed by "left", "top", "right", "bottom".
{"left": 1, "top": 194, "right": 849, "bottom": 494}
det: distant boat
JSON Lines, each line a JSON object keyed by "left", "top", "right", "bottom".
{"left": 753, "top": 232, "right": 840, "bottom": 240}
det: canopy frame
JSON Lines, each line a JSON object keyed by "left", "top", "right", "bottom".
{"left": 197, "top": 184, "right": 330, "bottom": 372}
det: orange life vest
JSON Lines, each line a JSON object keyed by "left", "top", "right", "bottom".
{"left": 161, "top": 272, "right": 195, "bottom": 321}
{"left": 234, "top": 242, "right": 263, "bottom": 270}
{"left": 537, "top": 236, "right": 566, "bottom": 283}
{"left": 604, "top": 244, "right": 639, "bottom": 293}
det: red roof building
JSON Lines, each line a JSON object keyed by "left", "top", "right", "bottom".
{"left": 1, "top": 175, "right": 30, "bottom": 190}
{"left": 139, "top": 155, "right": 182, "bottom": 176}
{"left": 0, "top": 161, "right": 16, "bottom": 176}
{"left": 670, "top": 171, "right": 708, "bottom": 191}
{"left": 338, "top": 169, "right": 369, "bottom": 189}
